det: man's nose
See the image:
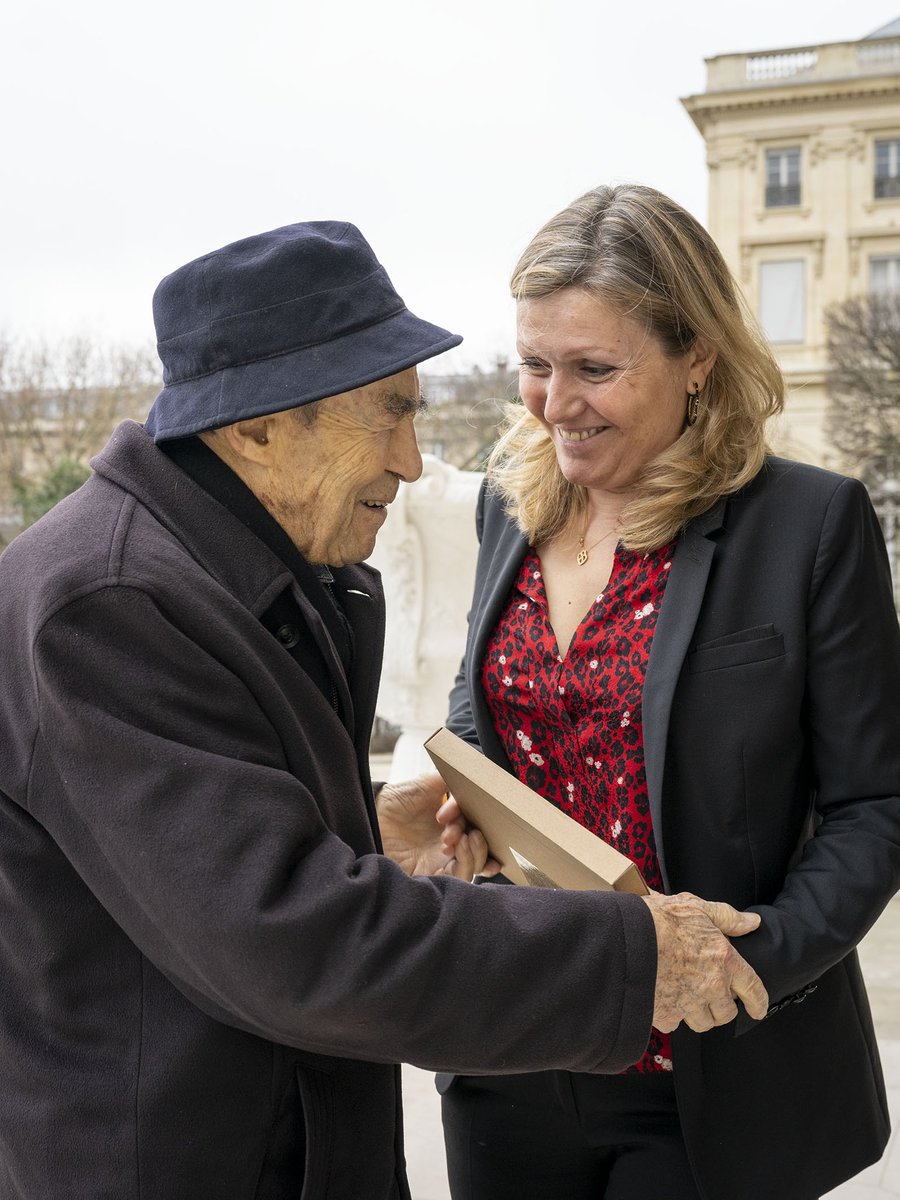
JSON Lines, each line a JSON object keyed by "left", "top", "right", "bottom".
{"left": 390, "top": 418, "right": 423, "bottom": 483}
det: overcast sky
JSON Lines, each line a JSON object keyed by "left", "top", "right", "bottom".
{"left": 3, "top": 0, "right": 898, "bottom": 375}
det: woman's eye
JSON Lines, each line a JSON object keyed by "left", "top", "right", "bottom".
{"left": 582, "top": 364, "right": 615, "bottom": 378}
{"left": 518, "top": 359, "right": 549, "bottom": 373}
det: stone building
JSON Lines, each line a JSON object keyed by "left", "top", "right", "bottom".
{"left": 682, "top": 18, "right": 900, "bottom": 465}
{"left": 416, "top": 358, "right": 518, "bottom": 471}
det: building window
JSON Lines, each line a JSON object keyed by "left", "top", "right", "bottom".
{"left": 874, "top": 139, "right": 900, "bottom": 199}
{"left": 759, "top": 260, "right": 805, "bottom": 343}
{"left": 870, "top": 255, "right": 900, "bottom": 294}
{"left": 765, "top": 147, "right": 801, "bottom": 207}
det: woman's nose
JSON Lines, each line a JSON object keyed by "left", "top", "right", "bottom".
{"left": 542, "top": 374, "right": 581, "bottom": 423}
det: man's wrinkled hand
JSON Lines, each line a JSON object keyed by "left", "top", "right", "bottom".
{"left": 643, "top": 892, "right": 768, "bottom": 1033}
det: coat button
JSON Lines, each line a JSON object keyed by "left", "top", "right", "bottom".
{"left": 275, "top": 624, "right": 300, "bottom": 649}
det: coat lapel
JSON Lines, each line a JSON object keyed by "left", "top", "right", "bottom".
{"left": 643, "top": 500, "right": 726, "bottom": 889}
{"left": 337, "top": 562, "right": 385, "bottom": 749}
{"left": 315, "top": 562, "right": 385, "bottom": 841}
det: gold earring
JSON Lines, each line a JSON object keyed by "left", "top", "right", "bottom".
{"left": 686, "top": 383, "right": 701, "bottom": 426}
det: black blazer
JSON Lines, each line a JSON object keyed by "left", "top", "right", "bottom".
{"left": 446, "top": 457, "right": 900, "bottom": 1200}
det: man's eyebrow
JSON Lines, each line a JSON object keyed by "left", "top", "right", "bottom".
{"left": 381, "top": 392, "right": 429, "bottom": 418}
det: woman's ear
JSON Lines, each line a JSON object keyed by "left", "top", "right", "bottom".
{"left": 688, "top": 337, "right": 718, "bottom": 391}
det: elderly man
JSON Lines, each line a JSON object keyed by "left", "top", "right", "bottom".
{"left": 0, "top": 222, "right": 766, "bottom": 1200}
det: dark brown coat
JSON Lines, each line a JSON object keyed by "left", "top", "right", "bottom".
{"left": 0, "top": 422, "right": 656, "bottom": 1200}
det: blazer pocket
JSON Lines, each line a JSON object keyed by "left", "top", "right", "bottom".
{"left": 689, "top": 626, "right": 785, "bottom": 673}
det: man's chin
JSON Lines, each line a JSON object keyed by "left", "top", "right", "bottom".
{"left": 328, "top": 539, "right": 376, "bottom": 568}
{"left": 358, "top": 536, "right": 379, "bottom": 564}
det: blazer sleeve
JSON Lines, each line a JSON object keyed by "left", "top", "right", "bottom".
{"left": 736, "top": 476, "right": 900, "bottom": 1018}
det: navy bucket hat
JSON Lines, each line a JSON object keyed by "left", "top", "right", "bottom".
{"left": 144, "top": 221, "right": 463, "bottom": 441}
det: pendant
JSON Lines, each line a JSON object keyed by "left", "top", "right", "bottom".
{"left": 577, "top": 547, "right": 588, "bottom": 566}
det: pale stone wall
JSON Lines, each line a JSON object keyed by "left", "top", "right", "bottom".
{"left": 369, "top": 455, "right": 482, "bottom": 779}
{"left": 683, "top": 32, "right": 900, "bottom": 467}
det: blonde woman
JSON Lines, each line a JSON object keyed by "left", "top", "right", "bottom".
{"left": 440, "top": 184, "right": 900, "bottom": 1200}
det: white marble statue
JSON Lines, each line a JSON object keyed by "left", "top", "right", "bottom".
{"left": 369, "top": 455, "right": 483, "bottom": 780}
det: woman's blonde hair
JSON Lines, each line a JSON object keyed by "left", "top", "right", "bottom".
{"left": 488, "top": 184, "right": 784, "bottom": 551}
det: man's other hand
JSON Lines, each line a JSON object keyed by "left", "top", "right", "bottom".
{"left": 643, "top": 892, "right": 768, "bottom": 1033}
{"left": 377, "top": 773, "right": 499, "bottom": 880}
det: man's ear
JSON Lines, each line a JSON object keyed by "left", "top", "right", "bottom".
{"left": 214, "top": 417, "right": 276, "bottom": 465}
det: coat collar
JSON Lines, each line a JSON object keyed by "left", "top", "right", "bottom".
{"left": 159, "top": 432, "right": 354, "bottom": 669}
{"left": 91, "top": 423, "right": 385, "bottom": 753}
{"left": 93, "top": 421, "right": 301, "bottom": 615}
{"left": 91, "top": 421, "right": 384, "bottom": 621}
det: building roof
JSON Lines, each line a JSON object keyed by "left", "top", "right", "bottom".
{"left": 864, "top": 17, "right": 900, "bottom": 38}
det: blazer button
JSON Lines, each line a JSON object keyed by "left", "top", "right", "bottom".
{"left": 275, "top": 624, "right": 300, "bottom": 649}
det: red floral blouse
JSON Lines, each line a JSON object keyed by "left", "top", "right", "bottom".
{"left": 481, "top": 541, "right": 677, "bottom": 1074}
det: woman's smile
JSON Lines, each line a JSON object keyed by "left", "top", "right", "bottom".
{"left": 557, "top": 425, "right": 609, "bottom": 443}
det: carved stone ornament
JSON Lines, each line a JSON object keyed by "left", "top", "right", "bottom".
{"left": 368, "top": 455, "right": 483, "bottom": 778}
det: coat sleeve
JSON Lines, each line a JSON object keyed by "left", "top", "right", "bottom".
{"left": 736, "top": 477, "right": 900, "bottom": 1021}
{"left": 28, "top": 580, "right": 657, "bottom": 1075}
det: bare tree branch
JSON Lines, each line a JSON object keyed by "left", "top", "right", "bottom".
{"left": 825, "top": 296, "right": 900, "bottom": 482}
{"left": 0, "top": 336, "right": 159, "bottom": 541}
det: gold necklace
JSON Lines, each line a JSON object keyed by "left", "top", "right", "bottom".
{"left": 576, "top": 524, "right": 617, "bottom": 566}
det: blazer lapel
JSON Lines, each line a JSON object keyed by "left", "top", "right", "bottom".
{"left": 468, "top": 519, "right": 529, "bottom": 768}
{"left": 643, "top": 500, "right": 726, "bottom": 889}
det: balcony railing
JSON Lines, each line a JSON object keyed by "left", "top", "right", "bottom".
{"left": 765, "top": 183, "right": 801, "bottom": 208}
{"left": 747, "top": 50, "right": 818, "bottom": 82}
{"left": 875, "top": 174, "right": 900, "bottom": 200}
{"left": 705, "top": 37, "right": 900, "bottom": 91}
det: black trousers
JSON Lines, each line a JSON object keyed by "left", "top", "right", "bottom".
{"left": 441, "top": 1070, "right": 701, "bottom": 1200}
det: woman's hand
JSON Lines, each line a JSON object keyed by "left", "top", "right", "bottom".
{"left": 376, "top": 772, "right": 500, "bottom": 880}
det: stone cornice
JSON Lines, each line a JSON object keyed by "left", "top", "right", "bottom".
{"left": 682, "top": 77, "right": 900, "bottom": 132}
